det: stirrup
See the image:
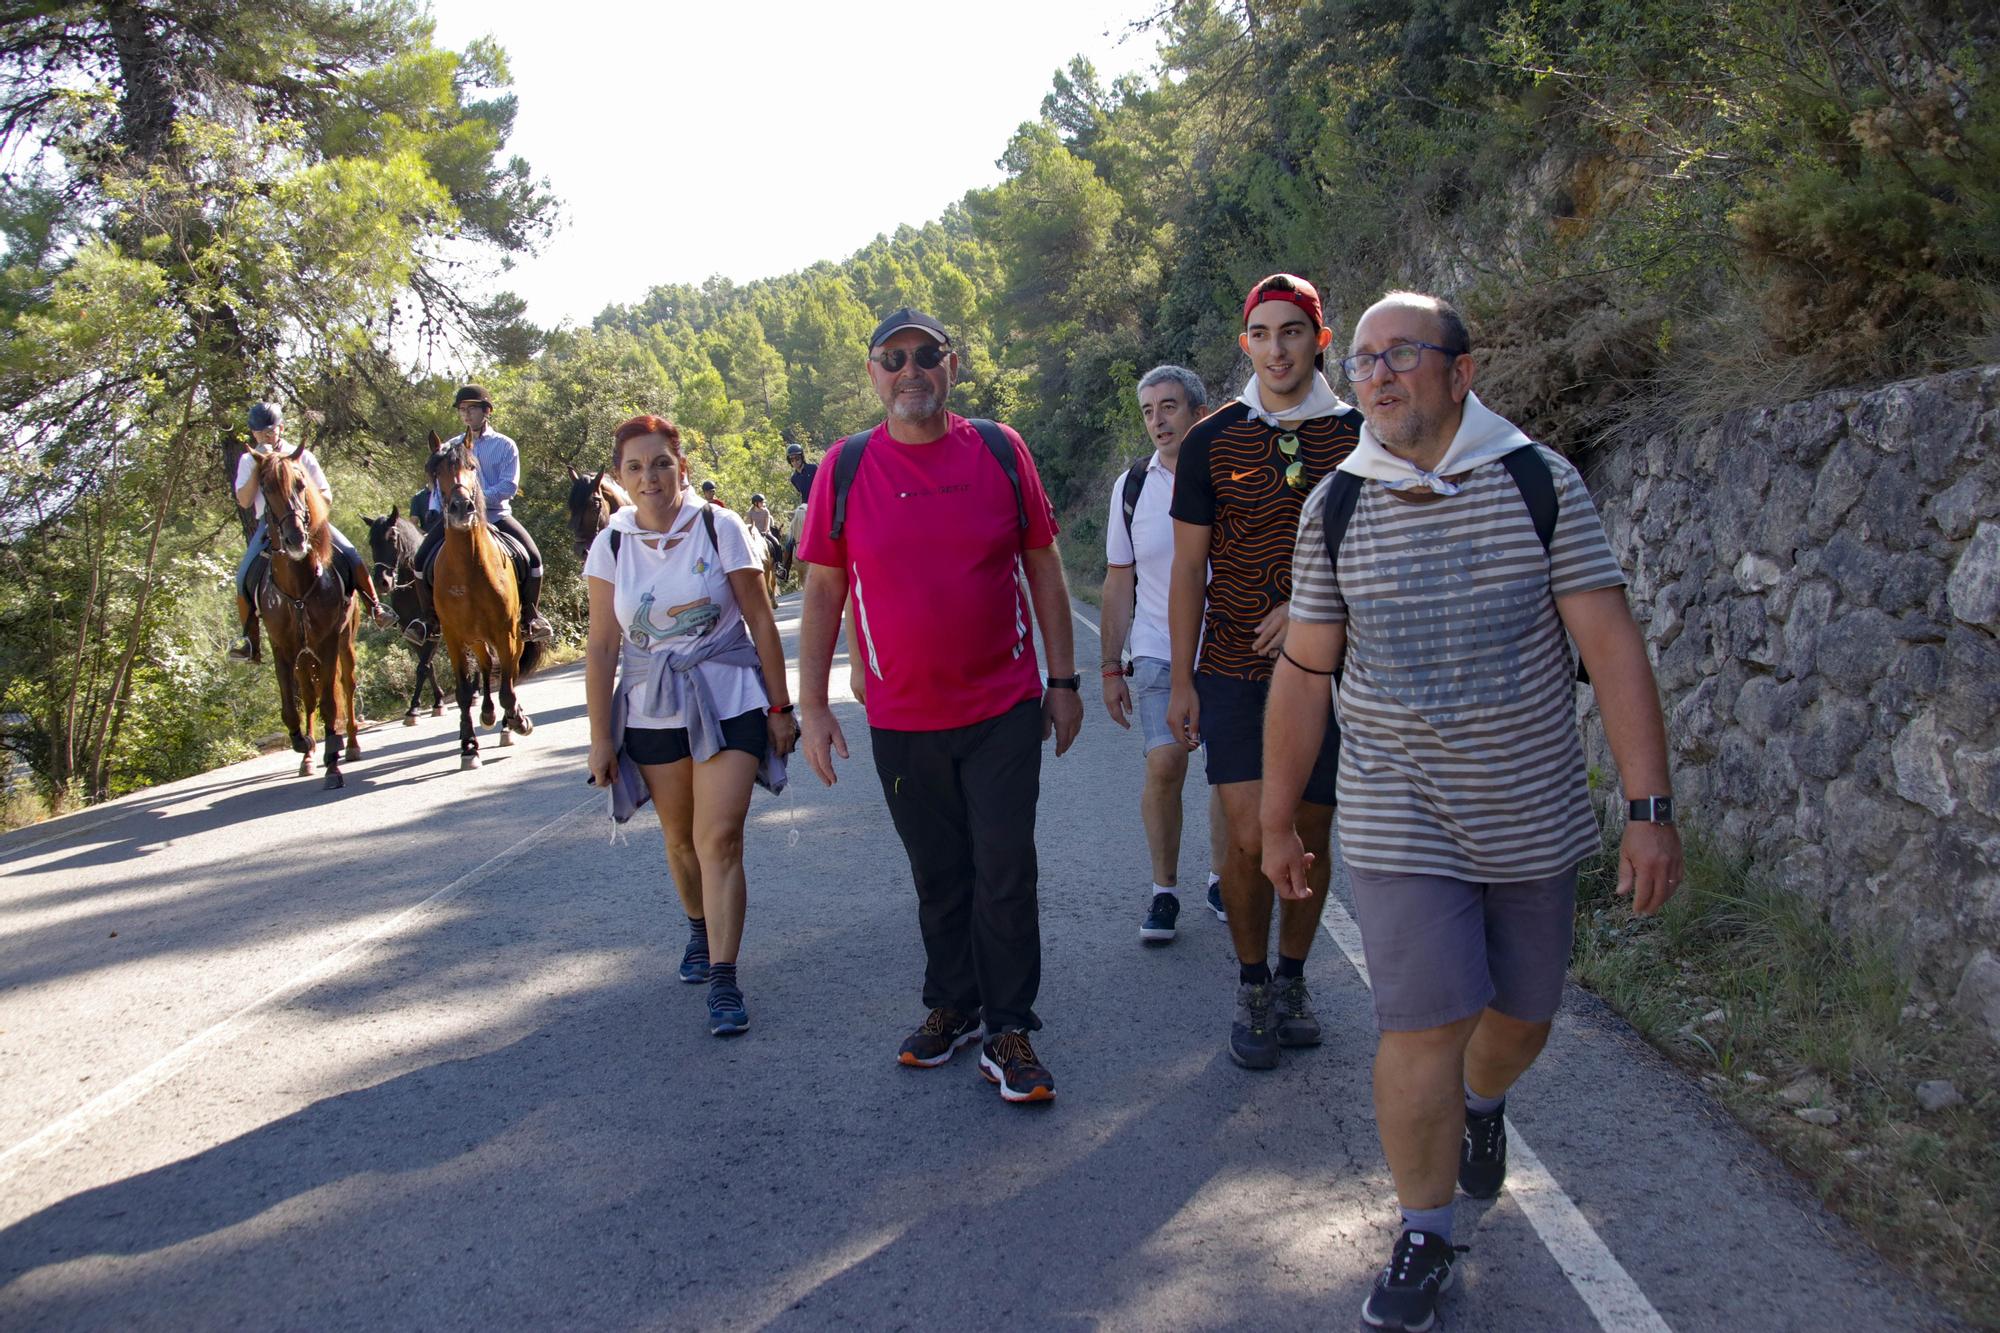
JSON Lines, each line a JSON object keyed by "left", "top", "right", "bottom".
{"left": 403, "top": 618, "right": 433, "bottom": 646}
{"left": 523, "top": 615, "right": 553, "bottom": 644}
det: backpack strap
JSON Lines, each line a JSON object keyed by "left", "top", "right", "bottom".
{"left": 1320, "top": 471, "right": 1364, "bottom": 572}
{"left": 968, "top": 418, "right": 1028, "bottom": 531}
{"left": 700, "top": 503, "right": 719, "bottom": 552}
{"left": 1120, "top": 456, "right": 1149, "bottom": 548}
{"left": 608, "top": 529, "right": 620, "bottom": 560}
{"left": 1500, "top": 444, "right": 1558, "bottom": 554}
{"left": 827, "top": 428, "right": 873, "bottom": 540}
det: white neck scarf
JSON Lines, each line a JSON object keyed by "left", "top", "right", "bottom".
{"left": 610, "top": 488, "right": 699, "bottom": 534}
{"left": 1237, "top": 369, "right": 1350, "bottom": 428}
{"left": 1336, "top": 391, "right": 1531, "bottom": 495}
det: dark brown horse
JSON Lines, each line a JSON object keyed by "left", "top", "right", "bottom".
{"left": 434, "top": 431, "right": 542, "bottom": 769}
{"left": 564, "top": 464, "right": 630, "bottom": 560}
{"left": 364, "top": 508, "right": 445, "bottom": 725}
{"left": 254, "top": 448, "right": 361, "bottom": 789}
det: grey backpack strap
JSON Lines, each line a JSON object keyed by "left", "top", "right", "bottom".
{"left": 827, "top": 429, "right": 873, "bottom": 540}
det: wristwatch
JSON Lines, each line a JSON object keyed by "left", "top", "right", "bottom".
{"left": 1046, "top": 675, "right": 1081, "bottom": 690}
{"left": 1627, "top": 796, "right": 1675, "bottom": 825}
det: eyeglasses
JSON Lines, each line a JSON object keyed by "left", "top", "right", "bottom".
{"left": 869, "top": 344, "right": 950, "bottom": 373}
{"left": 1277, "top": 433, "right": 1309, "bottom": 490}
{"left": 1338, "top": 340, "right": 1464, "bottom": 383}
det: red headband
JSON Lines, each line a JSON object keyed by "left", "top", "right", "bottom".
{"left": 1242, "top": 276, "right": 1323, "bottom": 329}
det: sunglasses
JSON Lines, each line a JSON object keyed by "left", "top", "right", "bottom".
{"left": 869, "top": 345, "right": 950, "bottom": 372}
{"left": 1277, "top": 433, "right": 1308, "bottom": 490}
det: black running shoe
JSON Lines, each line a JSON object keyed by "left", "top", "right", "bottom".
{"left": 678, "top": 930, "right": 709, "bottom": 984}
{"left": 1273, "top": 973, "right": 1322, "bottom": 1047}
{"left": 980, "top": 1029, "right": 1055, "bottom": 1103}
{"left": 1229, "top": 980, "right": 1279, "bottom": 1069}
{"left": 1361, "top": 1229, "right": 1464, "bottom": 1331}
{"left": 707, "top": 982, "right": 748, "bottom": 1036}
{"left": 1206, "top": 881, "right": 1227, "bottom": 921}
{"left": 897, "top": 1007, "right": 983, "bottom": 1067}
{"left": 1460, "top": 1101, "right": 1508, "bottom": 1199}
{"left": 1141, "top": 892, "right": 1180, "bottom": 944}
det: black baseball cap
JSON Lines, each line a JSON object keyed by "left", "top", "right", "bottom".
{"left": 868, "top": 307, "right": 951, "bottom": 349}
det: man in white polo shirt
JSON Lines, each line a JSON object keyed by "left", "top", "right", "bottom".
{"left": 1101, "top": 365, "right": 1227, "bottom": 944}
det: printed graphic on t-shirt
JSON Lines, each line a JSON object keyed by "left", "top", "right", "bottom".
{"left": 626, "top": 595, "right": 719, "bottom": 649}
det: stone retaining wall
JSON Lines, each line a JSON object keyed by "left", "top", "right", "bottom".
{"left": 1578, "top": 366, "right": 2000, "bottom": 1043}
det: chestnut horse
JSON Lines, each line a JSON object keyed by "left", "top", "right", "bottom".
{"left": 253, "top": 448, "right": 362, "bottom": 789}
{"left": 364, "top": 508, "right": 445, "bottom": 725}
{"left": 433, "top": 431, "right": 542, "bottom": 769}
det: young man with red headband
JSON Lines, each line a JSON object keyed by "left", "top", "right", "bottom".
{"left": 1165, "top": 274, "right": 1360, "bottom": 1070}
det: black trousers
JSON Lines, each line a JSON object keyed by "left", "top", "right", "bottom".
{"left": 872, "top": 698, "right": 1043, "bottom": 1033}
{"left": 415, "top": 511, "right": 542, "bottom": 576}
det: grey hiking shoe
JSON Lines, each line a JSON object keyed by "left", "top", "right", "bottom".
{"left": 1230, "top": 980, "right": 1279, "bottom": 1069}
{"left": 1273, "top": 973, "right": 1322, "bottom": 1047}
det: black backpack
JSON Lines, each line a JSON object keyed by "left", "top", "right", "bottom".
{"left": 1320, "top": 444, "right": 1587, "bottom": 682}
{"left": 1118, "top": 456, "right": 1150, "bottom": 546}
{"left": 827, "top": 418, "right": 1027, "bottom": 540}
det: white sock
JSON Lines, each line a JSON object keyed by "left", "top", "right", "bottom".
{"left": 1151, "top": 882, "right": 1176, "bottom": 898}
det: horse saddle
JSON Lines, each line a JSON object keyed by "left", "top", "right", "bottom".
{"left": 491, "top": 528, "right": 531, "bottom": 584}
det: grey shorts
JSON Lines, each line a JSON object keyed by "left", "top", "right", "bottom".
{"left": 1130, "top": 656, "right": 1177, "bottom": 754}
{"left": 1346, "top": 864, "right": 1578, "bottom": 1031}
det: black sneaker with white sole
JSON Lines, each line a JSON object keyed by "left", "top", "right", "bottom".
{"left": 1360, "top": 1229, "right": 1464, "bottom": 1331}
{"left": 1206, "top": 881, "right": 1227, "bottom": 921}
{"left": 1460, "top": 1101, "right": 1507, "bottom": 1199}
{"left": 897, "top": 1007, "right": 983, "bottom": 1067}
{"left": 979, "top": 1029, "right": 1055, "bottom": 1103}
{"left": 1141, "top": 892, "right": 1180, "bottom": 944}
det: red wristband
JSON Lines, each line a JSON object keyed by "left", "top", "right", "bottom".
{"left": 769, "top": 703, "right": 795, "bottom": 715}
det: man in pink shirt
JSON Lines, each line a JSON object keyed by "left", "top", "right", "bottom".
{"left": 797, "top": 307, "right": 1083, "bottom": 1104}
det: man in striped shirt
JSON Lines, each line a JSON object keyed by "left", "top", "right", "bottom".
{"left": 1262, "top": 291, "right": 1682, "bottom": 1331}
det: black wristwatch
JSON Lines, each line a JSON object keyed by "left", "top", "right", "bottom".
{"left": 1045, "top": 674, "right": 1080, "bottom": 691}
{"left": 1627, "top": 796, "right": 1675, "bottom": 825}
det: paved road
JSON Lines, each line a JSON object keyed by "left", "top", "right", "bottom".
{"left": 0, "top": 595, "right": 1957, "bottom": 1330}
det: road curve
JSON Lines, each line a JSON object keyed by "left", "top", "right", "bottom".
{"left": 0, "top": 595, "right": 1956, "bottom": 1330}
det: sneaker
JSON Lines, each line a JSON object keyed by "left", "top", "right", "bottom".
{"left": 1361, "top": 1229, "right": 1464, "bottom": 1331}
{"left": 524, "top": 614, "right": 554, "bottom": 644}
{"left": 678, "top": 930, "right": 710, "bottom": 984}
{"left": 1460, "top": 1101, "right": 1508, "bottom": 1200}
{"left": 227, "top": 638, "right": 255, "bottom": 662}
{"left": 980, "top": 1029, "right": 1055, "bottom": 1103}
{"left": 897, "top": 1007, "right": 983, "bottom": 1067}
{"left": 1141, "top": 892, "right": 1180, "bottom": 944}
{"left": 1272, "top": 973, "right": 1322, "bottom": 1047}
{"left": 707, "top": 982, "right": 749, "bottom": 1036}
{"left": 1206, "top": 881, "right": 1227, "bottom": 921}
{"left": 1229, "top": 980, "right": 1279, "bottom": 1070}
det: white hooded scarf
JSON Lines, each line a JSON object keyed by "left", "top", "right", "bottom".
{"left": 1236, "top": 369, "right": 1352, "bottom": 428}
{"left": 1336, "top": 390, "right": 1530, "bottom": 495}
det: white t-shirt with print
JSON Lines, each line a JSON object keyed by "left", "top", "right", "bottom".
{"left": 583, "top": 497, "right": 768, "bottom": 730}
{"left": 235, "top": 449, "right": 332, "bottom": 520}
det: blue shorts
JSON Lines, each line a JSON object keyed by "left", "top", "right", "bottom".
{"left": 1194, "top": 672, "right": 1339, "bottom": 805}
{"left": 624, "top": 709, "right": 766, "bottom": 766}
{"left": 1130, "top": 656, "right": 1177, "bottom": 754}
{"left": 1347, "top": 865, "right": 1579, "bottom": 1031}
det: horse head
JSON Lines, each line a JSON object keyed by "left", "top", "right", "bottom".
{"left": 365, "top": 505, "right": 418, "bottom": 592}
{"left": 566, "top": 465, "right": 627, "bottom": 560}
{"left": 256, "top": 450, "right": 329, "bottom": 566}
{"left": 434, "top": 430, "right": 485, "bottom": 531}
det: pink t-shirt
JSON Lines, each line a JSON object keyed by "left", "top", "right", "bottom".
{"left": 798, "top": 415, "right": 1060, "bottom": 732}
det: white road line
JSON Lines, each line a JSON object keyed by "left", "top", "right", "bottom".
{"left": 1069, "top": 604, "right": 1672, "bottom": 1333}
{"left": 0, "top": 790, "right": 600, "bottom": 1189}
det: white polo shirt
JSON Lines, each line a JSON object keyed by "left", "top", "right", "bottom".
{"left": 1103, "top": 450, "right": 1176, "bottom": 663}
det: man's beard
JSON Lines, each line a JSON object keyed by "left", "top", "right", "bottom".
{"left": 1370, "top": 404, "right": 1432, "bottom": 455}
{"left": 888, "top": 384, "right": 945, "bottom": 422}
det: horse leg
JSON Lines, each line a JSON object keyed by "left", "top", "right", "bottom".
{"left": 342, "top": 613, "right": 362, "bottom": 762}
{"left": 479, "top": 665, "right": 497, "bottom": 728}
{"left": 424, "top": 640, "right": 444, "bottom": 715}
{"left": 322, "top": 642, "right": 345, "bottom": 789}
{"left": 273, "top": 656, "right": 306, "bottom": 757}
{"left": 504, "top": 659, "right": 534, "bottom": 736}
{"left": 457, "top": 663, "right": 481, "bottom": 770}
{"left": 297, "top": 659, "right": 318, "bottom": 777}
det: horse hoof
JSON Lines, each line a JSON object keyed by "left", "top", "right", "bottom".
{"left": 346, "top": 742, "right": 361, "bottom": 761}
{"left": 403, "top": 713, "right": 419, "bottom": 727}
{"left": 509, "top": 714, "right": 534, "bottom": 737}
{"left": 432, "top": 704, "right": 445, "bottom": 717}
{"left": 299, "top": 757, "right": 314, "bottom": 776}
{"left": 461, "top": 754, "right": 481, "bottom": 771}
{"left": 480, "top": 706, "right": 497, "bottom": 727}
{"left": 498, "top": 729, "right": 513, "bottom": 747}
{"left": 324, "top": 770, "right": 344, "bottom": 790}
{"left": 290, "top": 732, "right": 309, "bottom": 754}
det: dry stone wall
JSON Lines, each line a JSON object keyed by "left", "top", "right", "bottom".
{"left": 1578, "top": 366, "right": 2000, "bottom": 1044}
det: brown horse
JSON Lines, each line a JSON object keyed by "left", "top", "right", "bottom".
{"left": 254, "top": 448, "right": 362, "bottom": 789}
{"left": 433, "top": 431, "right": 543, "bottom": 769}
{"left": 564, "top": 464, "right": 630, "bottom": 560}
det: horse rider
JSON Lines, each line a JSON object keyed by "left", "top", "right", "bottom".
{"left": 747, "top": 493, "right": 774, "bottom": 540}
{"left": 404, "top": 385, "right": 553, "bottom": 646}
{"left": 229, "top": 401, "right": 392, "bottom": 662}
{"left": 783, "top": 442, "right": 816, "bottom": 574}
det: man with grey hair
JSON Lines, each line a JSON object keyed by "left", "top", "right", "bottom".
{"left": 1101, "top": 365, "right": 1227, "bottom": 944}
{"left": 1264, "top": 289, "right": 1681, "bottom": 1330}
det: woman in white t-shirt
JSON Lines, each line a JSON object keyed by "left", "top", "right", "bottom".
{"left": 584, "top": 414, "right": 797, "bottom": 1038}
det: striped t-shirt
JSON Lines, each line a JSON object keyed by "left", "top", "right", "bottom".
{"left": 1289, "top": 446, "right": 1626, "bottom": 880}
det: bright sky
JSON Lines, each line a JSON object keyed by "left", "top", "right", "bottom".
{"left": 425, "top": 0, "right": 1165, "bottom": 330}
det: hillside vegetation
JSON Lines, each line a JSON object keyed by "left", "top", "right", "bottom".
{"left": 3, "top": 0, "right": 1994, "bottom": 812}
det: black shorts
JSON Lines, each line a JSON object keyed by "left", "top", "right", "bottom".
{"left": 1195, "top": 672, "right": 1339, "bottom": 805}
{"left": 624, "top": 709, "right": 767, "bottom": 766}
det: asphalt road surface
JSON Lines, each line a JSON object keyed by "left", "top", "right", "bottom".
{"left": 0, "top": 594, "right": 1958, "bottom": 1330}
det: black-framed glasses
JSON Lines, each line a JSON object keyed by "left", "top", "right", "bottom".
{"left": 1276, "top": 433, "right": 1309, "bottom": 490}
{"left": 869, "top": 344, "right": 950, "bottom": 372}
{"left": 1339, "top": 340, "right": 1464, "bottom": 382}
